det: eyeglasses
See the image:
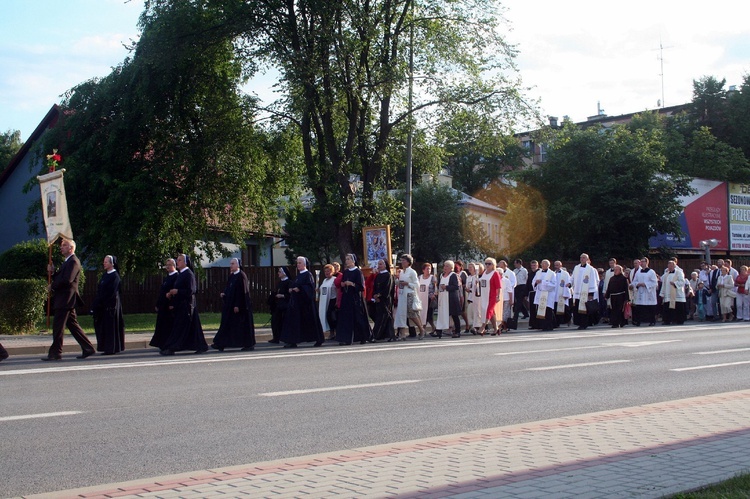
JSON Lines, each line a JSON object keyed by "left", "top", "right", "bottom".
{"left": 484, "top": 262, "right": 493, "bottom": 265}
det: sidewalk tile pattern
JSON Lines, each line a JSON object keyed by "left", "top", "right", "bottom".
{"left": 23, "top": 390, "right": 750, "bottom": 498}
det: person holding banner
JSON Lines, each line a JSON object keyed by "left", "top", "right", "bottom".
{"left": 44, "top": 238, "right": 96, "bottom": 361}
{"left": 533, "top": 259, "right": 558, "bottom": 331}
{"left": 569, "top": 253, "right": 600, "bottom": 330}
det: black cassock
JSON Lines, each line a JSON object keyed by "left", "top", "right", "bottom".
{"left": 372, "top": 271, "right": 395, "bottom": 341}
{"left": 280, "top": 270, "right": 324, "bottom": 345}
{"left": 92, "top": 271, "right": 125, "bottom": 354}
{"left": 212, "top": 270, "right": 256, "bottom": 349}
{"left": 150, "top": 271, "right": 178, "bottom": 349}
{"left": 270, "top": 278, "right": 290, "bottom": 342}
{"left": 163, "top": 268, "right": 208, "bottom": 352}
{"left": 336, "top": 267, "right": 372, "bottom": 344}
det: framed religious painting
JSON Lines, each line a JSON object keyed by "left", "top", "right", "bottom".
{"left": 362, "top": 225, "right": 391, "bottom": 269}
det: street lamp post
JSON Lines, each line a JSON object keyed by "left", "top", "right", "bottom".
{"left": 699, "top": 239, "right": 719, "bottom": 265}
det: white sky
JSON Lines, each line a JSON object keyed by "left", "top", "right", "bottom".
{"left": 1, "top": 0, "right": 748, "bottom": 141}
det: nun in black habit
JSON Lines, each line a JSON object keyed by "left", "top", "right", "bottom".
{"left": 160, "top": 254, "right": 209, "bottom": 355}
{"left": 91, "top": 255, "right": 125, "bottom": 355}
{"left": 150, "top": 258, "right": 178, "bottom": 349}
{"left": 269, "top": 266, "right": 291, "bottom": 344}
{"left": 280, "top": 256, "right": 324, "bottom": 348}
{"left": 371, "top": 259, "right": 396, "bottom": 341}
{"left": 336, "top": 253, "right": 372, "bottom": 345}
{"left": 211, "top": 258, "right": 256, "bottom": 351}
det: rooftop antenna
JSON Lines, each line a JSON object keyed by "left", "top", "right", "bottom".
{"left": 654, "top": 37, "right": 672, "bottom": 108}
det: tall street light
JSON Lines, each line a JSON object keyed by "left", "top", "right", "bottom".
{"left": 700, "top": 238, "right": 719, "bottom": 264}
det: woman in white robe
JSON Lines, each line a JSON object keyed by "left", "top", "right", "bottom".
{"left": 472, "top": 263, "right": 485, "bottom": 331}
{"left": 394, "top": 254, "right": 426, "bottom": 340}
{"left": 318, "top": 264, "right": 337, "bottom": 339}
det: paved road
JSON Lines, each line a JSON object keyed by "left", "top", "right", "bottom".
{"left": 2, "top": 322, "right": 750, "bottom": 497}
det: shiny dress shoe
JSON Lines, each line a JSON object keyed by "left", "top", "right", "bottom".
{"left": 241, "top": 346, "right": 255, "bottom": 351}
{"left": 77, "top": 350, "right": 96, "bottom": 359}
{"left": 41, "top": 356, "right": 62, "bottom": 361}
{"left": 159, "top": 349, "right": 175, "bottom": 356}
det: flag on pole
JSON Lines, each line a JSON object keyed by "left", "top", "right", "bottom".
{"left": 37, "top": 169, "right": 74, "bottom": 244}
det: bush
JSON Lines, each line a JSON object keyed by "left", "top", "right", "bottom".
{"left": 0, "top": 239, "right": 61, "bottom": 279}
{"left": 0, "top": 279, "right": 48, "bottom": 334}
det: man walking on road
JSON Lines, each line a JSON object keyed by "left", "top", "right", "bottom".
{"left": 43, "top": 238, "right": 95, "bottom": 361}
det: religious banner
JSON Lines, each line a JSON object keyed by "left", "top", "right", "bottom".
{"left": 37, "top": 169, "right": 74, "bottom": 244}
{"left": 648, "top": 178, "right": 728, "bottom": 251}
{"left": 362, "top": 225, "right": 391, "bottom": 269}
{"left": 729, "top": 182, "right": 750, "bottom": 251}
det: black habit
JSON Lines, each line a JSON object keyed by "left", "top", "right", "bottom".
{"left": 270, "top": 277, "right": 291, "bottom": 342}
{"left": 336, "top": 267, "right": 372, "bottom": 344}
{"left": 162, "top": 268, "right": 208, "bottom": 353}
{"left": 150, "top": 271, "right": 178, "bottom": 349}
{"left": 605, "top": 274, "right": 629, "bottom": 328}
{"left": 212, "top": 270, "right": 256, "bottom": 349}
{"left": 372, "top": 271, "right": 395, "bottom": 341}
{"left": 280, "top": 270, "right": 325, "bottom": 346}
{"left": 92, "top": 270, "right": 125, "bottom": 354}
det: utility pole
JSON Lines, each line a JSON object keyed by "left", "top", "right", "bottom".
{"left": 404, "top": 1, "right": 415, "bottom": 254}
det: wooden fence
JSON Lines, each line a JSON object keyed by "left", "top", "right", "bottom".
{"left": 81, "top": 258, "right": 750, "bottom": 315}
{"left": 81, "top": 266, "right": 280, "bottom": 315}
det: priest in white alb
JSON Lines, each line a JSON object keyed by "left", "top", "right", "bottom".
{"left": 569, "top": 253, "right": 600, "bottom": 330}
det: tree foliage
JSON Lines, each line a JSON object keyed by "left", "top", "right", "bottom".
{"left": 184, "top": 0, "right": 534, "bottom": 258}
{"left": 409, "top": 181, "right": 494, "bottom": 263}
{"left": 0, "top": 129, "right": 23, "bottom": 171}
{"left": 36, "top": 2, "right": 295, "bottom": 274}
{"left": 514, "top": 122, "right": 693, "bottom": 260}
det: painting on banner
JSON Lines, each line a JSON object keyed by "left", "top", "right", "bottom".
{"left": 37, "top": 170, "right": 74, "bottom": 244}
{"left": 729, "top": 183, "right": 750, "bottom": 251}
{"left": 649, "top": 178, "right": 728, "bottom": 250}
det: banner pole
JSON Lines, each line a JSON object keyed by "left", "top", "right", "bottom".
{"left": 46, "top": 243, "right": 52, "bottom": 331}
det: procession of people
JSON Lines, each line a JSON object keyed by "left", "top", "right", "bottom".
{"left": 5, "top": 237, "right": 747, "bottom": 364}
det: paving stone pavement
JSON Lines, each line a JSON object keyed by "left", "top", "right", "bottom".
{"left": 22, "top": 389, "right": 750, "bottom": 499}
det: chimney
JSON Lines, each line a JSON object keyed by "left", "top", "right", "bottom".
{"left": 549, "top": 116, "right": 558, "bottom": 128}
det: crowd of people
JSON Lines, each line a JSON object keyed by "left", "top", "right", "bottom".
{"left": 2, "top": 238, "right": 747, "bottom": 364}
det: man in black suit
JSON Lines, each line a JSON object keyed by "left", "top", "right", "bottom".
{"left": 43, "top": 238, "right": 95, "bottom": 361}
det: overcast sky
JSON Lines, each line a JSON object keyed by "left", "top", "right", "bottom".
{"left": 1, "top": 0, "right": 748, "bottom": 141}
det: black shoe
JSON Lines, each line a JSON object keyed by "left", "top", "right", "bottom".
{"left": 283, "top": 343, "right": 298, "bottom": 348}
{"left": 268, "top": 339, "right": 280, "bottom": 344}
{"left": 648, "top": 322, "right": 656, "bottom": 326}
{"left": 101, "top": 352, "right": 116, "bottom": 355}
{"left": 194, "top": 349, "right": 207, "bottom": 354}
{"left": 313, "top": 341, "right": 323, "bottom": 347}
{"left": 159, "top": 349, "right": 175, "bottom": 356}
{"left": 41, "top": 356, "right": 62, "bottom": 361}
{"left": 77, "top": 349, "right": 95, "bottom": 359}
{"left": 211, "top": 344, "right": 224, "bottom": 352}
{"left": 429, "top": 332, "right": 438, "bottom": 337}
{"left": 577, "top": 326, "right": 587, "bottom": 330}
{"left": 0, "top": 351, "right": 8, "bottom": 362}
{"left": 241, "top": 346, "right": 255, "bottom": 351}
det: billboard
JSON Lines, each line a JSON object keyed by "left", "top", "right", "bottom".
{"left": 649, "top": 178, "right": 728, "bottom": 250}
{"left": 729, "top": 183, "right": 750, "bottom": 251}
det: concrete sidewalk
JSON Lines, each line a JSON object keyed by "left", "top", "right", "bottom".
{"left": 23, "top": 389, "right": 750, "bottom": 498}
{"left": 0, "top": 329, "right": 274, "bottom": 356}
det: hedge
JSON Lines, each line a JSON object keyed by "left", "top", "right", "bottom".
{"left": 0, "top": 279, "right": 48, "bottom": 334}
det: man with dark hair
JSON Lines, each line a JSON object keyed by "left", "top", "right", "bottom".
{"left": 43, "top": 238, "right": 96, "bottom": 361}
{"left": 513, "top": 259, "right": 528, "bottom": 321}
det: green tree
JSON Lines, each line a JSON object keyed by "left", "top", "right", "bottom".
{"left": 409, "top": 181, "right": 493, "bottom": 263}
{"left": 35, "top": 2, "right": 295, "bottom": 273}
{"left": 691, "top": 75, "right": 730, "bottom": 141}
{"left": 726, "top": 74, "right": 750, "bottom": 159}
{"left": 514, "top": 122, "right": 692, "bottom": 260}
{"left": 0, "top": 129, "right": 23, "bottom": 171}
{"left": 435, "top": 108, "right": 526, "bottom": 196}
{"left": 192, "top": 0, "right": 535, "bottom": 258}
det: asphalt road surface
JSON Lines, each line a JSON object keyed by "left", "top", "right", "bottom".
{"left": 2, "top": 322, "right": 750, "bottom": 497}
